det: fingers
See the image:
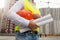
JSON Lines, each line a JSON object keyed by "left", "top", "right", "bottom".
{"left": 28, "top": 20, "right": 39, "bottom": 30}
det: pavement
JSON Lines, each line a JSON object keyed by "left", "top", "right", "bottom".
{"left": 0, "top": 36, "right": 60, "bottom": 40}
{"left": 0, "top": 36, "right": 15, "bottom": 40}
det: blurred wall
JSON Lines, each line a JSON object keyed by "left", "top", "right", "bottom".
{"left": 40, "top": 8, "right": 60, "bottom": 35}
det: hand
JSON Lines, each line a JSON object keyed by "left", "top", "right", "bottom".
{"left": 28, "top": 20, "right": 39, "bottom": 30}
{"left": 33, "top": 14, "right": 41, "bottom": 19}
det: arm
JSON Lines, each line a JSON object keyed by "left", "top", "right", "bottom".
{"left": 7, "top": 0, "right": 39, "bottom": 30}
{"left": 7, "top": 0, "right": 29, "bottom": 27}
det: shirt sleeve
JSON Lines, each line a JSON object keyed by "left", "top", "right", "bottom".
{"left": 7, "top": 0, "right": 29, "bottom": 27}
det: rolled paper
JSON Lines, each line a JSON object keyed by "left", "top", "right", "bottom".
{"left": 36, "top": 18, "right": 53, "bottom": 26}
{"left": 34, "top": 14, "right": 52, "bottom": 23}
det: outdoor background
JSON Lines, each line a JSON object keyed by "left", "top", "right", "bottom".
{"left": 0, "top": 0, "right": 60, "bottom": 36}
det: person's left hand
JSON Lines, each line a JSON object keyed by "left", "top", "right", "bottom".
{"left": 33, "top": 14, "right": 41, "bottom": 19}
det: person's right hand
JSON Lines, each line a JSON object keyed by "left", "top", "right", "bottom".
{"left": 28, "top": 20, "right": 39, "bottom": 30}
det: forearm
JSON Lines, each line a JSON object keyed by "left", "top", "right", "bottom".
{"left": 7, "top": 12, "right": 29, "bottom": 27}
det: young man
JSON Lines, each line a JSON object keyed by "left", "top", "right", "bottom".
{"left": 7, "top": 0, "right": 41, "bottom": 40}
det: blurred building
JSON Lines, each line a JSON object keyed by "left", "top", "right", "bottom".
{"left": 0, "top": 0, "right": 18, "bottom": 33}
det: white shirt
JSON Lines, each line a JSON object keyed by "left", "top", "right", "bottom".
{"left": 7, "top": 0, "right": 29, "bottom": 28}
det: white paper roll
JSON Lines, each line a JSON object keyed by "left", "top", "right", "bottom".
{"left": 36, "top": 18, "right": 53, "bottom": 26}
{"left": 34, "top": 14, "right": 52, "bottom": 23}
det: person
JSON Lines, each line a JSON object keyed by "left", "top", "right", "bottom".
{"left": 7, "top": 0, "right": 41, "bottom": 40}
